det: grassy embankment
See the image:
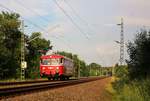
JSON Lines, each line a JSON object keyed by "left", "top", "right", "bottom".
{"left": 106, "top": 76, "right": 150, "bottom": 101}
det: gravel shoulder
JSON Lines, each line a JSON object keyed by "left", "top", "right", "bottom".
{"left": 1, "top": 77, "right": 112, "bottom": 101}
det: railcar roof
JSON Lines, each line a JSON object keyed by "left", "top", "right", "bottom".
{"left": 40, "top": 54, "right": 64, "bottom": 59}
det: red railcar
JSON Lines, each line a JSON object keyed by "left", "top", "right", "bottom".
{"left": 40, "top": 54, "right": 74, "bottom": 80}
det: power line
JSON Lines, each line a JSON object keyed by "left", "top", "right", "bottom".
{"left": 0, "top": 4, "right": 45, "bottom": 32}
{"left": 60, "top": 0, "right": 104, "bottom": 64}
{"left": 0, "top": 3, "right": 74, "bottom": 51}
{"left": 16, "top": 0, "right": 88, "bottom": 53}
{"left": 0, "top": 3, "right": 87, "bottom": 61}
{"left": 57, "top": 32, "right": 79, "bottom": 52}
{"left": 15, "top": 0, "right": 51, "bottom": 25}
{"left": 63, "top": 0, "right": 95, "bottom": 36}
{"left": 0, "top": 3, "right": 56, "bottom": 37}
{"left": 63, "top": 0, "right": 89, "bottom": 26}
{"left": 9, "top": 0, "right": 90, "bottom": 51}
{"left": 52, "top": 0, "right": 90, "bottom": 40}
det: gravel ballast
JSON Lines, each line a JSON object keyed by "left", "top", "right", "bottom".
{"left": 1, "top": 77, "right": 112, "bottom": 101}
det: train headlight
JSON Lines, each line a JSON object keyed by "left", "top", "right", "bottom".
{"left": 43, "top": 67, "right": 45, "bottom": 70}
{"left": 56, "top": 67, "right": 59, "bottom": 73}
{"left": 48, "top": 67, "right": 53, "bottom": 69}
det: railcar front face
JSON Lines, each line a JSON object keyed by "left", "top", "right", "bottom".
{"left": 40, "top": 58, "right": 64, "bottom": 77}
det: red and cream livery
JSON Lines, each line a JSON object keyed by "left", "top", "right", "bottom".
{"left": 40, "top": 54, "right": 74, "bottom": 80}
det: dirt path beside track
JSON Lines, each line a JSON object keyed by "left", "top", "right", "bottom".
{"left": 1, "top": 77, "right": 112, "bottom": 101}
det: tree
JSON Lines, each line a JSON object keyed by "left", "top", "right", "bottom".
{"left": 127, "top": 30, "right": 150, "bottom": 80}
{"left": 25, "top": 32, "right": 52, "bottom": 79}
{"left": 80, "top": 60, "right": 88, "bottom": 77}
{"left": 88, "top": 63, "right": 101, "bottom": 76}
{"left": 0, "top": 11, "right": 21, "bottom": 79}
{"left": 0, "top": 11, "right": 53, "bottom": 79}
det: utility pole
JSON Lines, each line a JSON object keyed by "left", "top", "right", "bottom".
{"left": 89, "top": 65, "right": 91, "bottom": 76}
{"left": 78, "top": 61, "right": 80, "bottom": 79}
{"left": 112, "top": 65, "right": 115, "bottom": 76}
{"left": 20, "top": 24, "right": 58, "bottom": 80}
{"left": 21, "top": 20, "right": 27, "bottom": 80}
{"left": 117, "top": 18, "right": 124, "bottom": 65}
{"left": 99, "top": 67, "right": 101, "bottom": 76}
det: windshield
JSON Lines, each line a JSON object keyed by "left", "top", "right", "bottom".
{"left": 41, "top": 58, "right": 62, "bottom": 65}
{"left": 41, "top": 59, "right": 51, "bottom": 65}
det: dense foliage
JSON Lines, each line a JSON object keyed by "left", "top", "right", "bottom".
{"left": 0, "top": 12, "right": 21, "bottom": 79}
{"left": 25, "top": 32, "right": 52, "bottom": 79}
{"left": 0, "top": 12, "right": 52, "bottom": 80}
{"left": 127, "top": 30, "right": 150, "bottom": 80}
{"left": 87, "top": 63, "right": 101, "bottom": 76}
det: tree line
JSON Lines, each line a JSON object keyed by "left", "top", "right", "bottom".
{"left": 57, "top": 51, "right": 112, "bottom": 77}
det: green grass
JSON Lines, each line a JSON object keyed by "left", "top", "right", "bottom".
{"left": 112, "top": 79, "right": 150, "bottom": 101}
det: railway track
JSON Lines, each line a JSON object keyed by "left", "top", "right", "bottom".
{"left": 0, "top": 80, "right": 51, "bottom": 86}
{"left": 0, "top": 79, "right": 76, "bottom": 86}
{"left": 0, "top": 77, "right": 106, "bottom": 98}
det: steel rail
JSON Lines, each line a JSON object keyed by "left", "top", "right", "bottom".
{"left": 0, "top": 80, "right": 49, "bottom": 86}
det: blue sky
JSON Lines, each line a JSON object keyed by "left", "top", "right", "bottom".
{"left": 0, "top": 0, "right": 150, "bottom": 66}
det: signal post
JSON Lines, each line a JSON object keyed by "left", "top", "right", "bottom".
{"left": 21, "top": 20, "right": 27, "bottom": 80}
